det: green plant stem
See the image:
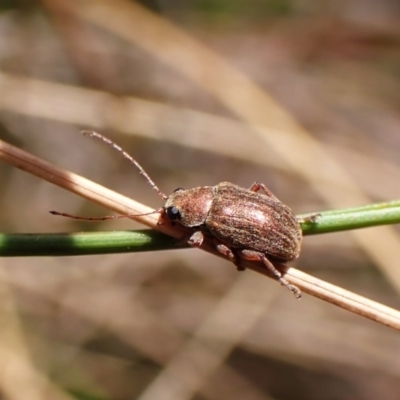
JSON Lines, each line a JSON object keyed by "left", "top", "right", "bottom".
{"left": 1, "top": 201, "right": 400, "bottom": 256}
{"left": 0, "top": 230, "right": 177, "bottom": 257}
{"left": 299, "top": 201, "right": 400, "bottom": 235}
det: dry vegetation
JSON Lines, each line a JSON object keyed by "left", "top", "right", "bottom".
{"left": 0, "top": 0, "right": 400, "bottom": 399}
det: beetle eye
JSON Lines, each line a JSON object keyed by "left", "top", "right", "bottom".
{"left": 173, "top": 187, "right": 184, "bottom": 193}
{"left": 166, "top": 206, "right": 181, "bottom": 221}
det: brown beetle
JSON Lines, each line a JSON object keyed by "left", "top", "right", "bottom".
{"left": 52, "top": 131, "right": 303, "bottom": 298}
{"left": 164, "top": 182, "right": 302, "bottom": 298}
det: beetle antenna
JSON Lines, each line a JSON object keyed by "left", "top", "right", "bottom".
{"left": 50, "top": 209, "right": 161, "bottom": 221}
{"left": 82, "top": 130, "right": 168, "bottom": 200}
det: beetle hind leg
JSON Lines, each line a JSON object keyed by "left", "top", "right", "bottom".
{"left": 239, "top": 249, "right": 301, "bottom": 299}
{"left": 214, "top": 242, "right": 245, "bottom": 271}
{"left": 249, "top": 182, "right": 280, "bottom": 201}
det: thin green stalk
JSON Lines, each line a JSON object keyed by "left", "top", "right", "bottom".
{"left": 1, "top": 201, "right": 400, "bottom": 257}
{"left": 0, "top": 230, "right": 177, "bottom": 257}
{"left": 299, "top": 201, "right": 400, "bottom": 234}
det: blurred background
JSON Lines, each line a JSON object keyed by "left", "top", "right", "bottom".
{"left": 0, "top": 0, "right": 400, "bottom": 399}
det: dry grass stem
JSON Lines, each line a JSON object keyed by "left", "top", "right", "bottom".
{"left": 1, "top": 138, "right": 400, "bottom": 330}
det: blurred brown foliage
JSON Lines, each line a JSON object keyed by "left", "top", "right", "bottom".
{"left": 0, "top": 0, "right": 400, "bottom": 399}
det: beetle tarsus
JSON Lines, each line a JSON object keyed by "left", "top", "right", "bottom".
{"left": 298, "top": 213, "right": 320, "bottom": 224}
{"left": 287, "top": 284, "right": 302, "bottom": 300}
{"left": 262, "top": 257, "right": 301, "bottom": 299}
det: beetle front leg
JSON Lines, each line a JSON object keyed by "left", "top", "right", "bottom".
{"left": 188, "top": 233, "right": 243, "bottom": 271}
{"left": 249, "top": 182, "right": 280, "bottom": 201}
{"left": 239, "top": 249, "right": 301, "bottom": 299}
{"left": 187, "top": 230, "right": 205, "bottom": 247}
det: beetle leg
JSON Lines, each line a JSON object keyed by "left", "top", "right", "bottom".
{"left": 187, "top": 231, "right": 205, "bottom": 247}
{"left": 249, "top": 182, "right": 280, "bottom": 201}
{"left": 297, "top": 213, "right": 320, "bottom": 224}
{"left": 188, "top": 234, "right": 245, "bottom": 272}
{"left": 214, "top": 242, "right": 245, "bottom": 271}
{"left": 239, "top": 249, "right": 301, "bottom": 299}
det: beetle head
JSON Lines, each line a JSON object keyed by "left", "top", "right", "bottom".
{"left": 163, "top": 187, "right": 214, "bottom": 227}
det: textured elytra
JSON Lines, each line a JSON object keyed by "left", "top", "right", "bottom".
{"left": 206, "top": 182, "right": 301, "bottom": 261}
